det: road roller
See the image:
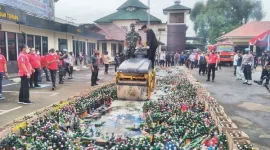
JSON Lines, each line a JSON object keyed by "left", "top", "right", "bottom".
{"left": 115, "top": 48, "right": 156, "bottom": 100}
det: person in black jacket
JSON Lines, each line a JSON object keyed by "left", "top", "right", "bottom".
{"left": 141, "top": 25, "right": 158, "bottom": 69}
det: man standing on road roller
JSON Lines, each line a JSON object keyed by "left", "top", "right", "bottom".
{"left": 141, "top": 25, "right": 158, "bottom": 69}
{"left": 124, "top": 23, "right": 140, "bottom": 59}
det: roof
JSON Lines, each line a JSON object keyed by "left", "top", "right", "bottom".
{"left": 117, "top": 0, "right": 148, "bottom": 10}
{"left": 95, "top": 24, "right": 126, "bottom": 41}
{"left": 94, "top": 9, "right": 161, "bottom": 23}
{"left": 217, "top": 21, "right": 270, "bottom": 41}
{"left": 163, "top": 1, "right": 191, "bottom": 14}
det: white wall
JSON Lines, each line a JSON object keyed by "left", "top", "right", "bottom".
{"left": 113, "top": 20, "right": 137, "bottom": 31}
{"left": 1, "top": 21, "right": 98, "bottom": 56}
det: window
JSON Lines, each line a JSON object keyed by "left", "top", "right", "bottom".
{"left": 18, "top": 33, "right": 26, "bottom": 52}
{"left": 27, "top": 35, "right": 34, "bottom": 48}
{"left": 87, "top": 42, "right": 95, "bottom": 56}
{"left": 42, "top": 36, "right": 48, "bottom": 55}
{"left": 170, "top": 13, "right": 185, "bottom": 23}
{"left": 102, "top": 43, "right": 107, "bottom": 54}
{"left": 0, "top": 31, "right": 6, "bottom": 58}
{"left": 35, "top": 36, "right": 41, "bottom": 52}
{"left": 58, "top": 38, "right": 68, "bottom": 51}
{"left": 7, "top": 32, "right": 17, "bottom": 61}
{"left": 73, "top": 40, "right": 77, "bottom": 56}
{"left": 111, "top": 43, "right": 116, "bottom": 57}
{"left": 82, "top": 42, "right": 86, "bottom": 55}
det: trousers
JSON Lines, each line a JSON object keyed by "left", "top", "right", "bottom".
{"left": 19, "top": 76, "right": 30, "bottom": 103}
{"left": 30, "top": 68, "right": 39, "bottom": 86}
{"left": 236, "top": 66, "right": 244, "bottom": 79}
{"left": 260, "top": 69, "right": 269, "bottom": 83}
{"left": 105, "top": 64, "right": 109, "bottom": 73}
{"left": 207, "top": 64, "right": 216, "bottom": 80}
{"left": 49, "top": 70, "right": 57, "bottom": 87}
{"left": 243, "top": 64, "right": 252, "bottom": 80}
{"left": 91, "top": 66, "right": 98, "bottom": 84}
{"left": 199, "top": 64, "right": 206, "bottom": 75}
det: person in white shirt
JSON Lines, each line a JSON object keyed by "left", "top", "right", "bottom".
{"left": 68, "top": 52, "right": 75, "bottom": 79}
{"left": 103, "top": 51, "right": 111, "bottom": 74}
{"left": 159, "top": 51, "right": 166, "bottom": 67}
{"left": 189, "top": 53, "right": 195, "bottom": 69}
{"left": 233, "top": 52, "right": 238, "bottom": 76}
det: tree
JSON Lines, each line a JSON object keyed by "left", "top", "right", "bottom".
{"left": 190, "top": 0, "right": 265, "bottom": 44}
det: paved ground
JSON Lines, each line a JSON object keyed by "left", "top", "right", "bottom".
{"left": 188, "top": 66, "right": 270, "bottom": 149}
{"left": 0, "top": 67, "right": 115, "bottom": 126}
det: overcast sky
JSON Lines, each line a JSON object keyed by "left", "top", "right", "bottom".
{"left": 55, "top": 0, "right": 270, "bottom": 36}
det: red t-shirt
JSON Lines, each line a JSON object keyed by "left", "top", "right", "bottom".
{"left": 18, "top": 52, "right": 32, "bottom": 76}
{"left": 195, "top": 53, "right": 199, "bottom": 60}
{"left": 208, "top": 54, "right": 218, "bottom": 64}
{"left": 40, "top": 56, "right": 47, "bottom": 68}
{"left": 46, "top": 53, "right": 59, "bottom": 70}
{"left": 27, "top": 53, "right": 40, "bottom": 68}
{"left": 0, "top": 55, "right": 7, "bottom": 73}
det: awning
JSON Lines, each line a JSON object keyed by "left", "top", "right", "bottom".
{"left": 249, "top": 30, "right": 270, "bottom": 48}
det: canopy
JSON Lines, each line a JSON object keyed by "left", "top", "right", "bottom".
{"left": 249, "top": 30, "right": 270, "bottom": 50}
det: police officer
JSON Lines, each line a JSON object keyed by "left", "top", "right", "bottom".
{"left": 242, "top": 48, "right": 254, "bottom": 85}
{"left": 124, "top": 23, "right": 140, "bottom": 59}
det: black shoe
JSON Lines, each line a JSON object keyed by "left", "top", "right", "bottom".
{"left": 23, "top": 101, "right": 33, "bottom": 105}
{"left": 94, "top": 83, "right": 98, "bottom": 86}
{"left": 59, "top": 81, "right": 64, "bottom": 84}
{"left": 46, "top": 79, "right": 51, "bottom": 82}
{"left": 243, "top": 82, "right": 248, "bottom": 84}
{"left": 30, "top": 86, "right": 35, "bottom": 88}
{"left": 206, "top": 80, "right": 210, "bottom": 82}
{"left": 35, "top": 85, "right": 41, "bottom": 87}
{"left": 52, "top": 87, "right": 55, "bottom": 91}
{"left": 91, "top": 84, "right": 96, "bottom": 86}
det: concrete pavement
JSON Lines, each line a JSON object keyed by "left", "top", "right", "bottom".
{"left": 0, "top": 67, "right": 115, "bottom": 126}
{"left": 188, "top": 66, "right": 270, "bottom": 149}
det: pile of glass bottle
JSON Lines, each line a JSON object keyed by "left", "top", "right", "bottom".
{"left": 0, "top": 75, "right": 256, "bottom": 150}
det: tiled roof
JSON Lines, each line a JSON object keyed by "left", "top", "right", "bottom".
{"left": 94, "top": 9, "right": 161, "bottom": 23}
{"left": 163, "top": 1, "right": 191, "bottom": 13}
{"left": 117, "top": 0, "right": 148, "bottom": 10}
{"left": 95, "top": 24, "right": 126, "bottom": 41}
{"left": 217, "top": 21, "right": 270, "bottom": 40}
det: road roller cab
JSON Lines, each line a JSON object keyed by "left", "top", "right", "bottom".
{"left": 115, "top": 48, "right": 156, "bottom": 100}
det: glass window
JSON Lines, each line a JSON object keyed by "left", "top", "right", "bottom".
{"left": 102, "top": 43, "right": 107, "bottom": 54}
{"left": 7, "top": 32, "right": 17, "bottom": 61}
{"left": 42, "top": 36, "right": 48, "bottom": 55}
{"left": 18, "top": 33, "right": 26, "bottom": 51}
{"left": 35, "top": 36, "right": 41, "bottom": 52}
{"left": 111, "top": 43, "right": 116, "bottom": 57}
{"left": 58, "top": 38, "right": 68, "bottom": 51}
{"left": 27, "top": 35, "right": 34, "bottom": 48}
{"left": 170, "top": 13, "right": 184, "bottom": 23}
{"left": 73, "top": 40, "right": 76, "bottom": 57}
{"left": 118, "top": 43, "right": 123, "bottom": 54}
{"left": 82, "top": 42, "right": 86, "bottom": 55}
{"left": 0, "top": 31, "right": 6, "bottom": 58}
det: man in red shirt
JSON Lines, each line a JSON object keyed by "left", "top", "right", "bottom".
{"left": 40, "top": 52, "right": 51, "bottom": 82}
{"left": 0, "top": 48, "right": 8, "bottom": 100}
{"left": 207, "top": 50, "right": 218, "bottom": 82}
{"left": 46, "top": 48, "right": 59, "bottom": 90}
{"left": 28, "top": 48, "right": 41, "bottom": 88}
{"left": 18, "top": 44, "right": 34, "bottom": 104}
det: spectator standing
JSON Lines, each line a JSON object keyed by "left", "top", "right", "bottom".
{"left": 114, "top": 53, "right": 120, "bottom": 72}
{"left": 207, "top": 51, "right": 218, "bottom": 82}
{"left": 18, "top": 44, "right": 33, "bottom": 104}
{"left": 0, "top": 49, "right": 8, "bottom": 100}
{"left": 174, "top": 52, "right": 180, "bottom": 66}
{"left": 165, "top": 52, "right": 171, "bottom": 67}
{"left": 40, "top": 53, "right": 50, "bottom": 82}
{"left": 90, "top": 50, "right": 99, "bottom": 86}
{"left": 236, "top": 51, "right": 244, "bottom": 80}
{"left": 159, "top": 51, "right": 166, "bottom": 67}
{"left": 198, "top": 52, "right": 207, "bottom": 75}
{"left": 68, "top": 52, "right": 75, "bottom": 79}
{"left": 217, "top": 52, "right": 222, "bottom": 70}
{"left": 46, "top": 48, "right": 59, "bottom": 90}
{"left": 194, "top": 52, "right": 199, "bottom": 68}
{"left": 242, "top": 48, "right": 254, "bottom": 85}
{"left": 233, "top": 52, "right": 238, "bottom": 76}
{"left": 103, "top": 51, "right": 111, "bottom": 74}
{"left": 28, "top": 48, "right": 41, "bottom": 88}
{"left": 189, "top": 52, "right": 195, "bottom": 69}
{"left": 180, "top": 52, "right": 185, "bottom": 66}
{"left": 255, "top": 51, "right": 269, "bottom": 85}
{"left": 79, "top": 52, "right": 83, "bottom": 65}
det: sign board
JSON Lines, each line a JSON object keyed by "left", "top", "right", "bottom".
{"left": 0, "top": 4, "right": 26, "bottom": 23}
{"left": 0, "top": 0, "right": 54, "bottom": 20}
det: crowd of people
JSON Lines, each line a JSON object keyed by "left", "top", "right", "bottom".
{"left": 0, "top": 44, "right": 76, "bottom": 104}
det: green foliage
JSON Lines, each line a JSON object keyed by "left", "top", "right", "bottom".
{"left": 190, "top": 0, "right": 265, "bottom": 44}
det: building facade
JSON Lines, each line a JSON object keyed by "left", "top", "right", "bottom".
{"left": 0, "top": 4, "right": 104, "bottom": 73}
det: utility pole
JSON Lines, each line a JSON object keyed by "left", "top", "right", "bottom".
{"left": 148, "top": 0, "right": 150, "bottom": 27}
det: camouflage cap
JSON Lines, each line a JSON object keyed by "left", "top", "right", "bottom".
{"left": 130, "top": 23, "right": 135, "bottom": 27}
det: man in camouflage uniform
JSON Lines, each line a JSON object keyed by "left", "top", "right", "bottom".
{"left": 124, "top": 23, "right": 140, "bottom": 59}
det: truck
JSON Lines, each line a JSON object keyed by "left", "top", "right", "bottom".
{"left": 208, "top": 42, "right": 235, "bottom": 66}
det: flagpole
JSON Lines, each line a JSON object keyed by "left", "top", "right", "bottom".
{"left": 148, "top": 0, "right": 150, "bottom": 27}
